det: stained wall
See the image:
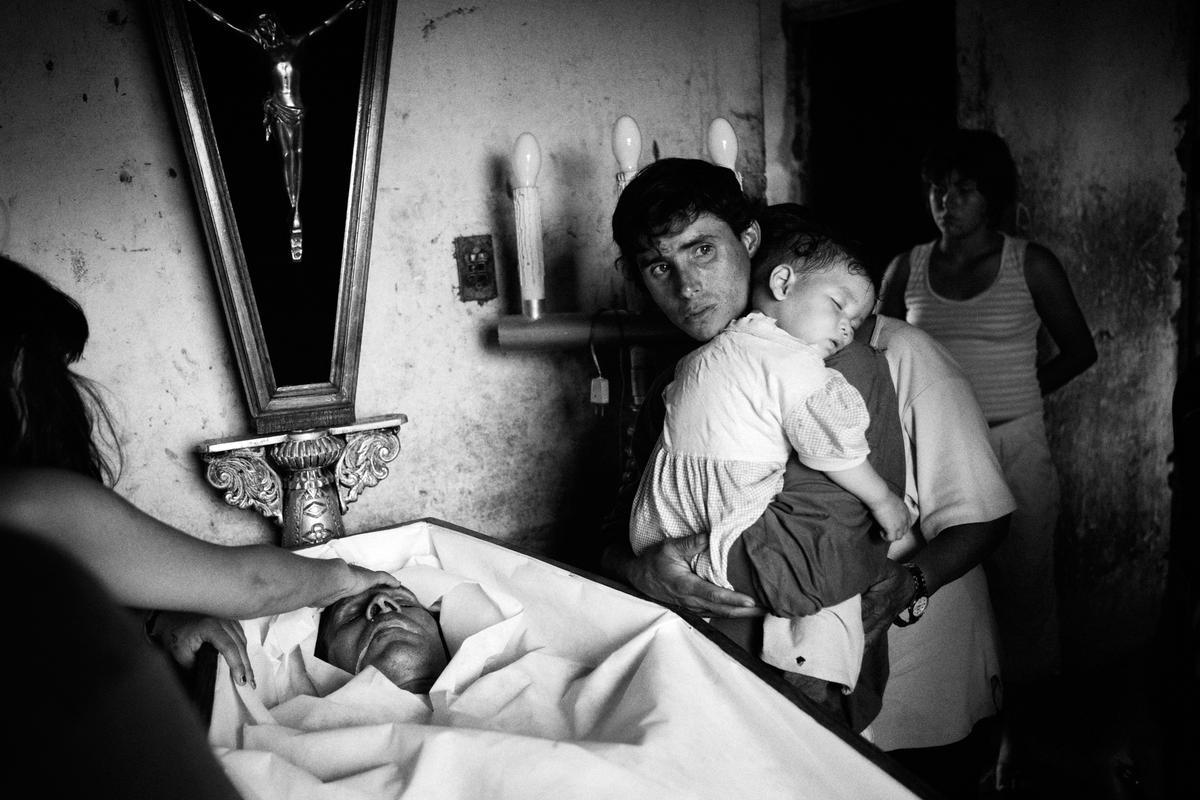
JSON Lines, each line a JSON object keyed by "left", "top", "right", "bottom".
{"left": 764, "top": 0, "right": 1191, "bottom": 663}
{"left": 0, "top": 0, "right": 764, "bottom": 550}
{"left": 956, "top": 0, "right": 1189, "bottom": 663}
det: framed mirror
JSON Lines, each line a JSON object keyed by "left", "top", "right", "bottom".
{"left": 151, "top": 0, "right": 396, "bottom": 434}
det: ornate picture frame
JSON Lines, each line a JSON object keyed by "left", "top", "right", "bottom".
{"left": 150, "top": 0, "right": 397, "bottom": 434}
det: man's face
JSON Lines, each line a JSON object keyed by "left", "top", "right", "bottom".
{"left": 635, "top": 213, "right": 759, "bottom": 342}
{"left": 319, "top": 584, "right": 447, "bottom": 693}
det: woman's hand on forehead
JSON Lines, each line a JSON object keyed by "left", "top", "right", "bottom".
{"left": 328, "top": 582, "right": 418, "bottom": 622}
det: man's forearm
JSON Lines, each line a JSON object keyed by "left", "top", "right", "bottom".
{"left": 860, "top": 514, "right": 1010, "bottom": 643}
{"left": 909, "top": 515, "right": 1010, "bottom": 596}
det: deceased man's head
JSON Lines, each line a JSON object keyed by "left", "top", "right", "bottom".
{"left": 316, "top": 584, "right": 448, "bottom": 693}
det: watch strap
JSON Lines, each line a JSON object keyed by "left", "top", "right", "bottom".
{"left": 893, "top": 563, "right": 928, "bottom": 627}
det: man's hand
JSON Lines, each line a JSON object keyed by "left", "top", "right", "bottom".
{"left": 860, "top": 559, "right": 912, "bottom": 644}
{"left": 152, "top": 611, "right": 255, "bottom": 689}
{"left": 624, "top": 533, "right": 763, "bottom": 618}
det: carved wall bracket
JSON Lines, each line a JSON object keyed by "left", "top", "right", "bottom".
{"left": 200, "top": 414, "right": 406, "bottom": 548}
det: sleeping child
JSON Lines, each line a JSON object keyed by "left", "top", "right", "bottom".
{"left": 630, "top": 205, "right": 911, "bottom": 712}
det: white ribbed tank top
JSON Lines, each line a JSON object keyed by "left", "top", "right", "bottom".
{"left": 904, "top": 236, "right": 1042, "bottom": 423}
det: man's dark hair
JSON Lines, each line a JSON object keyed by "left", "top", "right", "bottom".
{"left": 611, "top": 158, "right": 761, "bottom": 290}
{"left": 753, "top": 203, "right": 873, "bottom": 290}
{"left": 920, "top": 128, "right": 1018, "bottom": 227}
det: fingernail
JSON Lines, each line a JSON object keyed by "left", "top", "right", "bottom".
{"left": 237, "top": 674, "right": 246, "bottom": 686}
{"left": 250, "top": 679, "right": 257, "bottom": 690}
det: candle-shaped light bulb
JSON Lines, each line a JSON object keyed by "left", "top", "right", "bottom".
{"left": 510, "top": 132, "right": 545, "bottom": 320}
{"left": 612, "top": 115, "right": 642, "bottom": 191}
{"left": 707, "top": 117, "right": 742, "bottom": 188}
{"left": 512, "top": 131, "right": 541, "bottom": 189}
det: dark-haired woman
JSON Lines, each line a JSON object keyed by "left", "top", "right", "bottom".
{"left": 1, "top": 256, "right": 398, "bottom": 673}
{"left": 879, "top": 129, "right": 1097, "bottom": 792}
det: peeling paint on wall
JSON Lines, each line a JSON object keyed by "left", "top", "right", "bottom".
{"left": 1020, "top": 171, "right": 1176, "bottom": 566}
{"left": 420, "top": 6, "right": 479, "bottom": 39}
{"left": 68, "top": 247, "right": 87, "bottom": 282}
{"left": 1, "top": 0, "right": 765, "bottom": 551}
{"left": 957, "top": 0, "right": 1187, "bottom": 662}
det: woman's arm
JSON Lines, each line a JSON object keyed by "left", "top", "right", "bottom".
{"left": 1, "top": 467, "right": 397, "bottom": 619}
{"left": 1024, "top": 243, "right": 1097, "bottom": 394}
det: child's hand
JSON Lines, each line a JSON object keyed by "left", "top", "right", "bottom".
{"left": 872, "top": 493, "right": 911, "bottom": 542}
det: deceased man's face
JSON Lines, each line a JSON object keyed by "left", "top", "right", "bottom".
{"left": 318, "top": 584, "right": 448, "bottom": 693}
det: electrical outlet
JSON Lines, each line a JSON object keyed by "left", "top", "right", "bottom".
{"left": 454, "top": 234, "right": 498, "bottom": 304}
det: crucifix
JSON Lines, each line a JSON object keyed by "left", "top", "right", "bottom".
{"left": 189, "top": 0, "right": 367, "bottom": 261}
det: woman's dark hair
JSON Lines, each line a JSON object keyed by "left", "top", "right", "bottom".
{"left": 612, "top": 157, "right": 762, "bottom": 290}
{"left": 921, "top": 129, "right": 1018, "bottom": 227}
{"left": 2, "top": 256, "right": 120, "bottom": 483}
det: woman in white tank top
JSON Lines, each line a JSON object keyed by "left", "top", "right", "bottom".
{"left": 878, "top": 129, "right": 1097, "bottom": 793}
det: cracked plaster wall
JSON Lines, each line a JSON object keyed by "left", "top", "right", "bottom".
{"left": 761, "top": 0, "right": 1191, "bottom": 663}
{"left": 0, "top": 0, "right": 764, "bottom": 551}
{"left": 957, "top": 0, "right": 1190, "bottom": 662}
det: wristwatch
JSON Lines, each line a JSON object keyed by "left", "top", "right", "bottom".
{"left": 893, "top": 563, "right": 928, "bottom": 627}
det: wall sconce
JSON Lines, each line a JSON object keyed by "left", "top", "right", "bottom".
{"left": 511, "top": 131, "right": 545, "bottom": 321}
{"left": 494, "top": 117, "right": 684, "bottom": 351}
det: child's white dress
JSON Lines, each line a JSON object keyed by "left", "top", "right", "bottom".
{"left": 630, "top": 312, "right": 872, "bottom": 689}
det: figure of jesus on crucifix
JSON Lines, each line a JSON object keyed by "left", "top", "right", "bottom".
{"left": 189, "top": 0, "right": 367, "bottom": 262}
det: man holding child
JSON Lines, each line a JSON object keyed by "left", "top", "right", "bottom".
{"left": 598, "top": 157, "right": 1015, "bottom": 798}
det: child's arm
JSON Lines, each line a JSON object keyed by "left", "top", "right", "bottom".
{"left": 825, "top": 461, "right": 911, "bottom": 542}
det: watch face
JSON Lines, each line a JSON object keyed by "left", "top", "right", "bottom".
{"left": 912, "top": 596, "right": 928, "bottom": 618}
